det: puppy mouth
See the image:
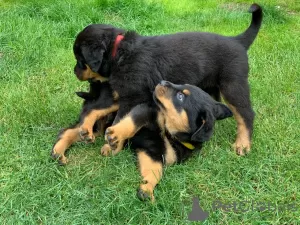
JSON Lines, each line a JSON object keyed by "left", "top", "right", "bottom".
{"left": 153, "top": 84, "right": 169, "bottom": 109}
{"left": 154, "top": 84, "right": 167, "bottom": 97}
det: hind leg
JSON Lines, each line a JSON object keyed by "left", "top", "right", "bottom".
{"left": 51, "top": 124, "right": 82, "bottom": 165}
{"left": 102, "top": 104, "right": 155, "bottom": 156}
{"left": 51, "top": 120, "right": 105, "bottom": 165}
{"left": 220, "top": 79, "right": 255, "bottom": 155}
{"left": 136, "top": 150, "right": 163, "bottom": 202}
{"left": 79, "top": 104, "right": 119, "bottom": 142}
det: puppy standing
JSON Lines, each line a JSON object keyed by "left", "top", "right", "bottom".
{"left": 73, "top": 4, "right": 263, "bottom": 156}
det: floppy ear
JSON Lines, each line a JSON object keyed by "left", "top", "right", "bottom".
{"left": 191, "top": 111, "right": 214, "bottom": 142}
{"left": 75, "top": 91, "right": 93, "bottom": 100}
{"left": 213, "top": 103, "right": 233, "bottom": 120}
{"left": 81, "top": 46, "right": 105, "bottom": 72}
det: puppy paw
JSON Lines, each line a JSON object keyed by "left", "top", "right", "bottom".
{"left": 136, "top": 183, "right": 155, "bottom": 202}
{"left": 79, "top": 127, "right": 95, "bottom": 143}
{"left": 232, "top": 139, "right": 251, "bottom": 156}
{"left": 100, "top": 144, "right": 112, "bottom": 156}
{"left": 105, "top": 126, "right": 124, "bottom": 150}
{"left": 51, "top": 148, "right": 67, "bottom": 165}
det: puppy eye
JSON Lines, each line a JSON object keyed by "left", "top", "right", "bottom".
{"left": 177, "top": 92, "right": 185, "bottom": 102}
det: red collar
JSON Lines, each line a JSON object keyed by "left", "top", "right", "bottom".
{"left": 112, "top": 34, "right": 124, "bottom": 58}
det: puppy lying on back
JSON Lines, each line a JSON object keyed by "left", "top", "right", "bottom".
{"left": 51, "top": 80, "right": 232, "bottom": 201}
{"left": 51, "top": 81, "right": 118, "bottom": 165}
{"left": 104, "top": 81, "right": 233, "bottom": 201}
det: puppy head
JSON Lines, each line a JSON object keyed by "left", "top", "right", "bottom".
{"left": 73, "top": 24, "right": 125, "bottom": 81}
{"left": 153, "top": 81, "right": 233, "bottom": 143}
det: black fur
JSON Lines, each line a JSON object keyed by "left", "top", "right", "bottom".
{"left": 127, "top": 81, "right": 233, "bottom": 164}
{"left": 73, "top": 4, "right": 263, "bottom": 147}
{"left": 76, "top": 81, "right": 116, "bottom": 123}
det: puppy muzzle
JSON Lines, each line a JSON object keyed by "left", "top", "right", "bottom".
{"left": 155, "top": 84, "right": 167, "bottom": 97}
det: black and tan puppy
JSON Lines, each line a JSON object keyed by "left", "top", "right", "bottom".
{"left": 104, "top": 81, "right": 232, "bottom": 201}
{"left": 73, "top": 4, "right": 263, "bottom": 155}
{"left": 51, "top": 81, "right": 118, "bottom": 165}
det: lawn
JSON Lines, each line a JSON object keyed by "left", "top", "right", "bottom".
{"left": 0, "top": 0, "right": 299, "bottom": 224}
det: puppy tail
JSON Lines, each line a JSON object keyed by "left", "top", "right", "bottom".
{"left": 234, "top": 3, "right": 263, "bottom": 50}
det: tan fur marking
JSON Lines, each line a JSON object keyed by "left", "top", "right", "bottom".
{"left": 155, "top": 86, "right": 189, "bottom": 134}
{"left": 112, "top": 91, "right": 119, "bottom": 101}
{"left": 156, "top": 111, "right": 166, "bottom": 135}
{"left": 164, "top": 110, "right": 189, "bottom": 134}
{"left": 81, "top": 64, "right": 108, "bottom": 82}
{"left": 100, "top": 143, "right": 112, "bottom": 156}
{"left": 52, "top": 127, "right": 81, "bottom": 164}
{"left": 80, "top": 104, "right": 119, "bottom": 141}
{"left": 138, "top": 151, "right": 163, "bottom": 201}
{"left": 182, "top": 89, "right": 191, "bottom": 95}
{"left": 105, "top": 114, "right": 138, "bottom": 154}
{"left": 52, "top": 123, "right": 104, "bottom": 164}
{"left": 106, "top": 115, "right": 137, "bottom": 140}
{"left": 228, "top": 104, "right": 251, "bottom": 155}
{"left": 163, "top": 138, "right": 177, "bottom": 165}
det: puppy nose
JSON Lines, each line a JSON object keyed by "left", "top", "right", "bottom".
{"left": 160, "top": 80, "right": 170, "bottom": 87}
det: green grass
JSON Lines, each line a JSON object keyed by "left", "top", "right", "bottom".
{"left": 0, "top": 0, "right": 299, "bottom": 224}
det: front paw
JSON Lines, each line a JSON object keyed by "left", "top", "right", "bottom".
{"left": 79, "top": 127, "right": 95, "bottom": 143}
{"left": 232, "top": 139, "right": 251, "bottom": 156}
{"left": 105, "top": 126, "right": 123, "bottom": 150}
{"left": 100, "top": 144, "right": 112, "bottom": 156}
{"left": 51, "top": 147, "right": 67, "bottom": 165}
{"left": 136, "top": 183, "right": 155, "bottom": 202}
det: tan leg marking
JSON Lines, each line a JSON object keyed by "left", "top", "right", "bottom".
{"left": 228, "top": 104, "right": 251, "bottom": 155}
{"left": 105, "top": 114, "right": 139, "bottom": 154}
{"left": 51, "top": 127, "right": 81, "bottom": 164}
{"left": 79, "top": 104, "right": 119, "bottom": 142}
{"left": 52, "top": 124, "right": 104, "bottom": 164}
{"left": 137, "top": 151, "right": 163, "bottom": 202}
{"left": 163, "top": 138, "right": 177, "bottom": 165}
{"left": 100, "top": 143, "right": 112, "bottom": 156}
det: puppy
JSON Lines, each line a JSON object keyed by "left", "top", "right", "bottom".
{"left": 73, "top": 4, "right": 263, "bottom": 156}
{"left": 51, "top": 81, "right": 118, "bottom": 165}
{"left": 104, "top": 81, "right": 233, "bottom": 201}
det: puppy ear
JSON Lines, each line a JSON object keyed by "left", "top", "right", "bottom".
{"left": 191, "top": 111, "right": 214, "bottom": 142}
{"left": 75, "top": 91, "right": 93, "bottom": 100}
{"left": 81, "top": 46, "right": 105, "bottom": 72}
{"left": 213, "top": 103, "right": 233, "bottom": 120}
